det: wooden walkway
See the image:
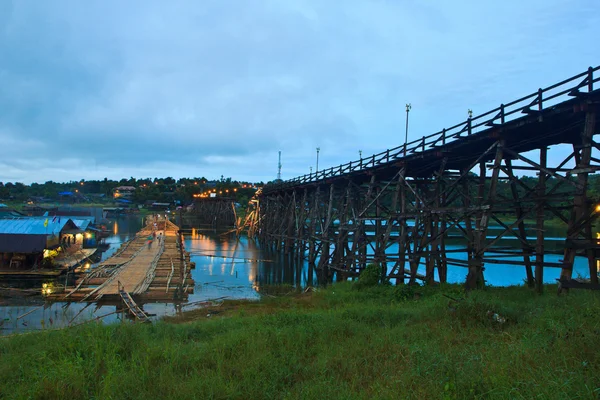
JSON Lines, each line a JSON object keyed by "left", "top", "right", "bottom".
{"left": 92, "top": 231, "right": 164, "bottom": 297}
{"left": 53, "top": 217, "right": 195, "bottom": 303}
{"left": 118, "top": 285, "right": 150, "bottom": 322}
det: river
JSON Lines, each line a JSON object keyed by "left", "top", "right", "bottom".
{"left": 0, "top": 215, "right": 593, "bottom": 335}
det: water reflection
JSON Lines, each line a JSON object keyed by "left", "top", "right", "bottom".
{"left": 0, "top": 216, "right": 595, "bottom": 335}
{"left": 184, "top": 229, "right": 312, "bottom": 299}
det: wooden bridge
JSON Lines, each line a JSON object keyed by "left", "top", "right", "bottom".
{"left": 256, "top": 66, "right": 600, "bottom": 292}
{"left": 54, "top": 217, "right": 195, "bottom": 310}
{"left": 186, "top": 197, "right": 237, "bottom": 229}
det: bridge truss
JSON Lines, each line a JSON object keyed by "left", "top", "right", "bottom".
{"left": 256, "top": 67, "right": 600, "bottom": 291}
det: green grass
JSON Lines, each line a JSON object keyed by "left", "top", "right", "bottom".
{"left": 2, "top": 283, "right": 600, "bottom": 399}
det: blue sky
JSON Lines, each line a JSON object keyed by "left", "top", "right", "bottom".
{"left": 0, "top": 0, "right": 598, "bottom": 184}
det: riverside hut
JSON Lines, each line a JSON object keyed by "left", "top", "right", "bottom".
{"left": 0, "top": 217, "right": 80, "bottom": 273}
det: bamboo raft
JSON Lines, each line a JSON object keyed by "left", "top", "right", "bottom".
{"left": 49, "top": 217, "right": 195, "bottom": 303}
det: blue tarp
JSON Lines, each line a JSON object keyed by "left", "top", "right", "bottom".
{"left": 116, "top": 199, "right": 132, "bottom": 203}
{"left": 58, "top": 191, "right": 73, "bottom": 196}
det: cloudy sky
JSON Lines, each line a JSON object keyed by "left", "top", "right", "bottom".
{"left": 0, "top": 1, "right": 598, "bottom": 184}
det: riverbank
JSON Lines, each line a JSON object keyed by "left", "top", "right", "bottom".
{"left": 1, "top": 283, "right": 599, "bottom": 399}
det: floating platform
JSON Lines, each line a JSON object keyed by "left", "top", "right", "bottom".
{"left": 0, "top": 269, "right": 63, "bottom": 280}
{"left": 53, "top": 248, "right": 100, "bottom": 270}
{"left": 49, "top": 217, "right": 195, "bottom": 305}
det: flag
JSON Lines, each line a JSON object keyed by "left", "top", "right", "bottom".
{"left": 52, "top": 215, "right": 57, "bottom": 222}
{"left": 43, "top": 218, "right": 49, "bottom": 227}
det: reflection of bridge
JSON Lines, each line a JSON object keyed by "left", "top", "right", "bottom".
{"left": 257, "top": 66, "right": 600, "bottom": 292}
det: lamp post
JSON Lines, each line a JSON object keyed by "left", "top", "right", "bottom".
{"left": 316, "top": 147, "right": 320, "bottom": 173}
{"left": 468, "top": 109, "right": 473, "bottom": 135}
{"left": 359, "top": 150, "right": 362, "bottom": 159}
{"left": 404, "top": 103, "right": 411, "bottom": 156}
{"left": 310, "top": 166, "right": 312, "bottom": 175}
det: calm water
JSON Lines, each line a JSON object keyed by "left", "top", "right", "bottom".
{"left": 0, "top": 215, "right": 593, "bottom": 335}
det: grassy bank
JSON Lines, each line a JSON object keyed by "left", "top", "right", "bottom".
{"left": 2, "top": 283, "right": 600, "bottom": 399}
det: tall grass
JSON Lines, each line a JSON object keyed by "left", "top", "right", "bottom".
{"left": 2, "top": 283, "right": 600, "bottom": 399}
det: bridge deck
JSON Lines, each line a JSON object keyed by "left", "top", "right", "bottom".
{"left": 95, "top": 230, "right": 167, "bottom": 296}
{"left": 52, "top": 218, "right": 195, "bottom": 303}
{"left": 264, "top": 66, "right": 600, "bottom": 192}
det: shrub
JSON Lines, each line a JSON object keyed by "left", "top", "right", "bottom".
{"left": 393, "top": 284, "right": 416, "bottom": 301}
{"left": 354, "top": 263, "right": 388, "bottom": 290}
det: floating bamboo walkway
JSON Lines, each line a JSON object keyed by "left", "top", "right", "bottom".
{"left": 50, "top": 217, "right": 195, "bottom": 303}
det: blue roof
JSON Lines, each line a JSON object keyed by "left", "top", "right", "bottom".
{"left": 70, "top": 217, "right": 94, "bottom": 230}
{"left": 0, "top": 217, "right": 74, "bottom": 236}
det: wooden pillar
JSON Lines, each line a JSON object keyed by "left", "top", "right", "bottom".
{"left": 439, "top": 186, "right": 448, "bottom": 283}
{"left": 505, "top": 158, "right": 535, "bottom": 288}
{"left": 397, "top": 172, "right": 408, "bottom": 285}
{"left": 561, "top": 108, "right": 597, "bottom": 288}
{"left": 461, "top": 168, "right": 475, "bottom": 287}
{"left": 535, "top": 147, "right": 547, "bottom": 293}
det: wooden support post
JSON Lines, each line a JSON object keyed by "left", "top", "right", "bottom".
{"left": 317, "top": 185, "right": 335, "bottom": 284}
{"left": 561, "top": 108, "right": 597, "bottom": 289}
{"left": 461, "top": 168, "right": 475, "bottom": 287}
{"left": 505, "top": 158, "right": 535, "bottom": 288}
{"left": 397, "top": 171, "right": 408, "bottom": 285}
{"left": 535, "top": 147, "right": 547, "bottom": 293}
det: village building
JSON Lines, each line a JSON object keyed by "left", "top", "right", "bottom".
{"left": 68, "top": 217, "right": 99, "bottom": 248}
{"left": 113, "top": 186, "right": 136, "bottom": 199}
{"left": 0, "top": 204, "right": 25, "bottom": 218}
{"left": 0, "top": 217, "right": 81, "bottom": 271}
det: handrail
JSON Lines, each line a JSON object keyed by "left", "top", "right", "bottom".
{"left": 264, "top": 66, "right": 599, "bottom": 193}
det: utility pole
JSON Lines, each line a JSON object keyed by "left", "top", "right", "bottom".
{"left": 404, "top": 103, "right": 411, "bottom": 156}
{"left": 316, "top": 147, "right": 320, "bottom": 173}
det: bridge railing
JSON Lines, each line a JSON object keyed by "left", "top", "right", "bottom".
{"left": 266, "top": 66, "right": 600, "bottom": 192}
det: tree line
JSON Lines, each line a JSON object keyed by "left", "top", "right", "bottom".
{"left": 0, "top": 177, "right": 262, "bottom": 205}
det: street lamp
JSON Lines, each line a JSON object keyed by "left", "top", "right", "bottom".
{"left": 316, "top": 147, "right": 320, "bottom": 173}
{"left": 404, "top": 103, "right": 411, "bottom": 156}
{"left": 359, "top": 150, "right": 362, "bottom": 159}
{"left": 310, "top": 166, "right": 313, "bottom": 175}
{"left": 468, "top": 109, "right": 473, "bottom": 119}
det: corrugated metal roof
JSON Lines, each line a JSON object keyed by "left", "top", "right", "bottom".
{"left": 0, "top": 217, "right": 74, "bottom": 236}
{"left": 70, "top": 217, "right": 94, "bottom": 230}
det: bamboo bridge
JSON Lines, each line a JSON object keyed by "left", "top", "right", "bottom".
{"left": 51, "top": 217, "right": 194, "bottom": 308}
{"left": 254, "top": 66, "right": 600, "bottom": 292}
